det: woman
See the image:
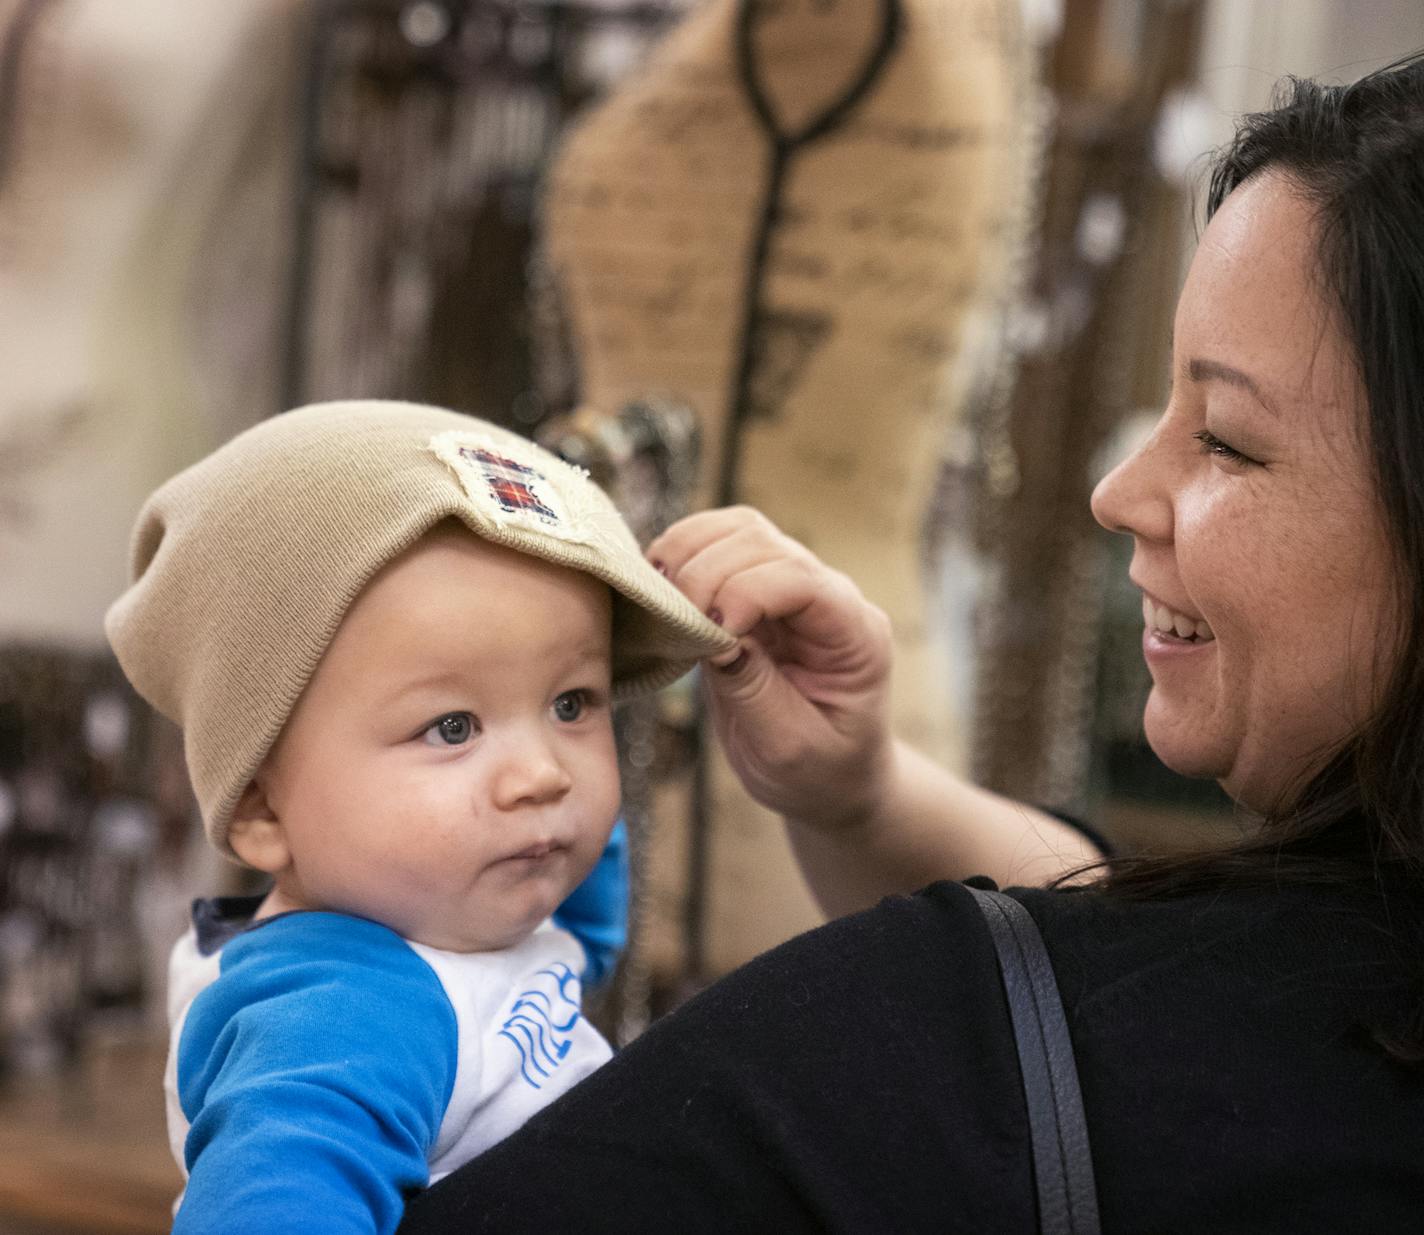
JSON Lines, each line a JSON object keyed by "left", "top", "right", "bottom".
{"left": 399, "top": 55, "right": 1424, "bottom": 1233}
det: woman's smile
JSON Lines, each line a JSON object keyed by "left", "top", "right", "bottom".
{"left": 1140, "top": 592, "right": 1215, "bottom": 644}
{"left": 1140, "top": 589, "right": 1217, "bottom": 667}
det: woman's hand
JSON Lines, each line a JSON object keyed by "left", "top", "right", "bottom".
{"left": 648, "top": 507, "right": 895, "bottom": 833}
{"left": 651, "top": 507, "right": 1102, "bottom": 916}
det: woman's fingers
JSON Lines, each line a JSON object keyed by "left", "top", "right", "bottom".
{"left": 651, "top": 507, "right": 891, "bottom": 686}
{"left": 701, "top": 629, "right": 785, "bottom": 709}
{"left": 653, "top": 509, "right": 842, "bottom": 637}
{"left": 703, "top": 558, "right": 866, "bottom": 658}
{"left": 661, "top": 522, "right": 791, "bottom": 622}
{"left": 647, "top": 506, "right": 782, "bottom": 580}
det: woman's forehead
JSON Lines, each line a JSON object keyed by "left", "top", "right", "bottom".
{"left": 1176, "top": 173, "right": 1361, "bottom": 422}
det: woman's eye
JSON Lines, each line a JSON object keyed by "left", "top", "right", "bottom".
{"left": 552, "top": 691, "right": 587, "bottom": 723}
{"left": 422, "top": 712, "right": 476, "bottom": 747}
{"left": 1193, "top": 429, "right": 1257, "bottom": 467}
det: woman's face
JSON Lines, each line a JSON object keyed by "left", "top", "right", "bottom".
{"left": 1091, "top": 171, "right": 1398, "bottom": 813}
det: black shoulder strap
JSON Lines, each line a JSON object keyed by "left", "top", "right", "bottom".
{"left": 967, "top": 885, "right": 1101, "bottom": 1235}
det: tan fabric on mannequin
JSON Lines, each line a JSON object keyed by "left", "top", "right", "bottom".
{"left": 543, "top": 0, "right": 1036, "bottom": 970}
{"left": 0, "top": 0, "right": 305, "bottom": 645}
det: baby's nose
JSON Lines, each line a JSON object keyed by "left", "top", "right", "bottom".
{"left": 490, "top": 743, "right": 573, "bottom": 811}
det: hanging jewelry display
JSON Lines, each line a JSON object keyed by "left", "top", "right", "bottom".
{"left": 967, "top": 0, "right": 1205, "bottom": 815}
{"left": 0, "top": 648, "right": 194, "bottom": 1080}
{"left": 282, "top": 0, "right": 684, "bottom": 419}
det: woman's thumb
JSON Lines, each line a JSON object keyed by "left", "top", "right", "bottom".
{"left": 701, "top": 639, "right": 779, "bottom": 714}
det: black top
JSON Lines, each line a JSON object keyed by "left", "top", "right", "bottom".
{"left": 398, "top": 876, "right": 1424, "bottom": 1234}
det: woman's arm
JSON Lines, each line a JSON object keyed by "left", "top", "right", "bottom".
{"left": 648, "top": 508, "right": 1102, "bottom": 917}
{"left": 785, "top": 739, "right": 1102, "bottom": 917}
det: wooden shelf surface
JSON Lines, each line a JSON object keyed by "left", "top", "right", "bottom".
{"left": 0, "top": 1035, "right": 179, "bottom": 1235}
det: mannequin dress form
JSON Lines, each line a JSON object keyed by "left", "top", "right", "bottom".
{"left": 541, "top": 0, "right": 1036, "bottom": 971}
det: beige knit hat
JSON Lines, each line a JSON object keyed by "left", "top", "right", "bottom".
{"left": 105, "top": 399, "right": 734, "bottom": 858}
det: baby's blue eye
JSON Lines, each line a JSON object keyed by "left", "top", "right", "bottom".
{"left": 552, "top": 691, "right": 586, "bottom": 723}
{"left": 423, "top": 712, "right": 476, "bottom": 747}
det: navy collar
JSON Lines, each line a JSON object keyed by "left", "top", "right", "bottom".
{"left": 191, "top": 894, "right": 267, "bottom": 956}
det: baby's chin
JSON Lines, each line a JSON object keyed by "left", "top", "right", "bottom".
{"left": 384, "top": 858, "right": 588, "bottom": 952}
{"left": 401, "top": 903, "right": 562, "bottom": 955}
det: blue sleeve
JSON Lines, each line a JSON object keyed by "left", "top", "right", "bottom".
{"left": 174, "top": 913, "right": 458, "bottom": 1235}
{"left": 553, "top": 818, "right": 628, "bottom": 988}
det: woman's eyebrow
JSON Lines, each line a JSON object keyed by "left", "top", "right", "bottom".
{"left": 1184, "top": 356, "right": 1281, "bottom": 418}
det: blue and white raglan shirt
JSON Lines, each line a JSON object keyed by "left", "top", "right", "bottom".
{"left": 164, "top": 823, "right": 628, "bottom": 1235}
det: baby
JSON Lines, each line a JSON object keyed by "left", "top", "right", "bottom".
{"left": 105, "top": 400, "right": 732, "bottom": 1234}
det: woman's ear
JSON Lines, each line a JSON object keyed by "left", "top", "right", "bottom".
{"left": 228, "top": 779, "right": 292, "bottom": 875}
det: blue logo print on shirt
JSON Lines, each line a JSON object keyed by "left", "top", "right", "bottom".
{"left": 499, "top": 963, "right": 582, "bottom": 1089}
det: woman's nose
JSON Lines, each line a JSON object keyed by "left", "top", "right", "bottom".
{"left": 1090, "top": 414, "right": 1174, "bottom": 543}
{"left": 491, "top": 740, "right": 574, "bottom": 811}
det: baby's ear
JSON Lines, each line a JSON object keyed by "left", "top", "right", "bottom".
{"left": 228, "top": 780, "right": 292, "bottom": 874}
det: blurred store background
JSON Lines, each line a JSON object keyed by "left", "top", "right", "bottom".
{"left": 0, "top": 0, "right": 1420, "bottom": 1229}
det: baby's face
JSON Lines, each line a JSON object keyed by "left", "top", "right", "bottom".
{"left": 252, "top": 525, "right": 620, "bottom": 952}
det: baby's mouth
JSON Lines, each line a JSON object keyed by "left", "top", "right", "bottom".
{"left": 1143, "top": 595, "right": 1215, "bottom": 643}
{"left": 504, "top": 841, "right": 561, "bottom": 862}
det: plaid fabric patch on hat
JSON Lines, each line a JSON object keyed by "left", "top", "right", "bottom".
{"left": 429, "top": 429, "right": 597, "bottom": 545}
{"left": 464, "top": 446, "right": 561, "bottom": 523}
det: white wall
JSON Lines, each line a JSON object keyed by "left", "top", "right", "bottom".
{"left": 1200, "top": 0, "right": 1424, "bottom": 138}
